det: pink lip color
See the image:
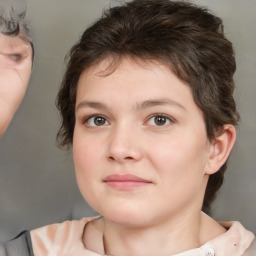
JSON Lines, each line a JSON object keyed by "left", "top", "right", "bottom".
{"left": 103, "top": 174, "right": 152, "bottom": 190}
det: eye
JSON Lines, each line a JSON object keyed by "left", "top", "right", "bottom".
{"left": 147, "top": 114, "right": 172, "bottom": 126}
{"left": 85, "top": 115, "right": 109, "bottom": 127}
{"left": 8, "top": 54, "right": 22, "bottom": 62}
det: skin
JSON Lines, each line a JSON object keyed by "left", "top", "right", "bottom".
{"left": 73, "top": 58, "right": 236, "bottom": 256}
{"left": 0, "top": 34, "right": 32, "bottom": 136}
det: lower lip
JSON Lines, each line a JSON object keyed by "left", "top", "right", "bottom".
{"left": 105, "top": 180, "right": 151, "bottom": 190}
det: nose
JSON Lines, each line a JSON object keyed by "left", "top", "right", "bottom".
{"left": 106, "top": 124, "right": 143, "bottom": 163}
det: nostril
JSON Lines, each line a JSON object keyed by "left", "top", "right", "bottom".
{"left": 107, "top": 155, "right": 136, "bottom": 162}
{"left": 124, "top": 156, "right": 134, "bottom": 160}
{"left": 108, "top": 156, "right": 115, "bottom": 161}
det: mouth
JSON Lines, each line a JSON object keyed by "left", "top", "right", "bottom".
{"left": 103, "top": 174, "right": 152, "bottom": 190}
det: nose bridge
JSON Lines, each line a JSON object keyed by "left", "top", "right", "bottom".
{"left": 107, "top": 121, "right": 142, "bottom": 162}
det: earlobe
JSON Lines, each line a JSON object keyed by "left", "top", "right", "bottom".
{"left": 205, "top": 125, "right": 236, "bottom": 175}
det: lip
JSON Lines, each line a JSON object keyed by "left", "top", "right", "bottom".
{"left": 103, "top": 174, "right": 152, "bottom": 190}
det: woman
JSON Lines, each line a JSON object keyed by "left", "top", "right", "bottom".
{"left": 3, "top": 0, "right": 255, "bottom": 255}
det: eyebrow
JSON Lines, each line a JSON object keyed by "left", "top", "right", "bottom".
{"left": 137, "top": 98, "right": 186, "bottom": 111}
{"left": 76, "top": 101, "right": 107, "bottom": 111}
{"left": 76, "top": 98, "right": 186, "bottom": 112}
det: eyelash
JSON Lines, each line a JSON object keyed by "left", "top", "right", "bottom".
{"left": 82, "top": 113, "right": 174, "bottom": 128}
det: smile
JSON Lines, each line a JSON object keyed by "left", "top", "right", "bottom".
{"left": 103, "top": 174, "right": 152, "bottom": 190}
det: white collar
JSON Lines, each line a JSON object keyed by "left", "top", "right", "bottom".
{"left": 30, "top": 217, "right": 255, "bottom": 256}
{"left": 173, "top": 221, "right": 254, "bottom": 256}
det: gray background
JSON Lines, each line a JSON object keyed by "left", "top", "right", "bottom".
{"left": 0, "top": 0, "right": 255, "bottom": 242}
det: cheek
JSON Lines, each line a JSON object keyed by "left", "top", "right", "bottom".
{"left": 72, "top": 129, "right": 107, "bottom": 197}
{"left": 152, "top": 139, "right": 208, "bottom": 209}
{"left": 73, "top": 136, "right": 99, "bottom": 206}
{"left": 73, "top": 135, "right": 101, "bottom": 178}
{"left": 150, "top": 132, "right": 209, "bottom": 185}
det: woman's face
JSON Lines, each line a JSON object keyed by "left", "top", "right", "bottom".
{"left": 73, "top": 58, "right": 212, "bottom": 226}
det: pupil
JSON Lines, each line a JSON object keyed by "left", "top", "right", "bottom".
{"left": 94, "top": 117, "right": 105, "bottom": 126}
{"left": 155, "top": 116, "right": 166, "bottom": 125}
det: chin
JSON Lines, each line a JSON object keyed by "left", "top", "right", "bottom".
{"left": 107, "top": 214, "right": 147, "bottom": 227}
{"left": 99, "top": 206, "right": 155, "bottom": 227}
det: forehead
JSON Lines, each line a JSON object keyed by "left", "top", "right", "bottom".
{"left": 78, "top": 56, "right": 184, "bottom": 90}
{"left": 77, "top": 57, "right": 185, "bottom": 94}
{"left": 76, "top": 57, "right": 203, "bottom": 116}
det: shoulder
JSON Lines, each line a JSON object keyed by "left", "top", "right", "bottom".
{"left": 30, "top": 216, "right": 100, "bottom": 256}
{"left": 243, "top": 238, "right": 256, "bottom": 255}
{"left": 0, "top": 216, "right": 101, "bottom": 256}
{"left": 31, "top": 217, "right": 89, "bottom": 239}
{"left": 200, "top": 213, "right": 255, "bottom": 255}
{"left": 207, "top": 221, "right": 255, "bottom": 256}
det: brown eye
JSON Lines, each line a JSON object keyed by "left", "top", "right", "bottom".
{"left": 94, "top": 116, "right": 106, "bottom": 126}
{"left": 86, "top": 115, "right": 109, "bottom": 127}
{"left": 147, "top": 114, "right": 172, "bottom": 127}
{"left": 154, "top": 116, "right": 167, "bottom": 126}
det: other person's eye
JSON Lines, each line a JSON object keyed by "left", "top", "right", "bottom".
{"left": 84, "top": 115, "right": 109, "bottom": 127}
{"left": 147, "top": 114, "right": 173, "bottom": 126}
{"left": 8, "top": 54, "right": 22, "bottom": 62}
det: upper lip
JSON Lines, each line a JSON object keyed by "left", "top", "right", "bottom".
{"left": 103, "top": 174, "right": 152, "bottom": 183}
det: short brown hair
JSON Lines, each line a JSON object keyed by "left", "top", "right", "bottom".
{"left": 56, "top": 0, "right": 239, "bottom": 211}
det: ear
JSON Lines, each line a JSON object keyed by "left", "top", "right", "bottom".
{"left": 205, "top": 125, "right": 236, "bottom": 175}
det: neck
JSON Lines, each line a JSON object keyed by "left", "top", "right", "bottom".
{"left": 103, "top": 210, "right": 203, "bottom": 256}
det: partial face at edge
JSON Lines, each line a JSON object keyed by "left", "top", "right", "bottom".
{"left": 73, "top": 58, "right": 212, "bottom": 226}
{"left": 0, "top": 34, "right": 32, "bottom": 136}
